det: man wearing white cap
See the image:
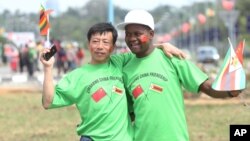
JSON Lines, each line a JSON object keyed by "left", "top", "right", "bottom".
{"left": 116, "top": 9, "right": 242, "bottom": 141}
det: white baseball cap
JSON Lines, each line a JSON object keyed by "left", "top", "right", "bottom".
{"left": 117, "top": 9, "right": 154, "bottom": 30}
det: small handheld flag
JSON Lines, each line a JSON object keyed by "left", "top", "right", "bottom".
{"left": 39, "top": 4, "right": 53, "bottom": 48}
{"left": 39, "top": 4, "right": 51, "bottom": 36}
{"left": 212, "top": 38, "right": 246, "bottom": 91}
{"left": 235, "top": 40, "right": 245, "bottom": 65}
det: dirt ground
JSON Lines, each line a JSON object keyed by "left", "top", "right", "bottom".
{"left": 0, "top": 84, "right": 42, "bottom": 94}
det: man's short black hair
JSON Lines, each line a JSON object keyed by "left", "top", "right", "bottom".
{"left": 87, "top": 22, "right": 118, "bottom": 45}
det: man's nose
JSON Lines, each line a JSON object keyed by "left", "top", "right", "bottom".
{"left": 96, "top": 42, "right": 104, "bottom": 49}
{"left": 127, "top": 34, "right": 137, "bottom": 41}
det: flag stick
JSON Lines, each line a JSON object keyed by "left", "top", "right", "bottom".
{"left": 45, "top": 14, "right": 50, "bottom": 48}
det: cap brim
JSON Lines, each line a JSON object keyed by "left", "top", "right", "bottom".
{"left": 116, "top": 22, "right": 129, "bottom": 30}
{"left": 117, "top": 22, "right": 145, "bottom": 30}
{"left": 117, "top": 22, "right": 153, "bottom": 30}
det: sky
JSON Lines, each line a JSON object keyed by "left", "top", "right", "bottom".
{"left": 0, "top": 0, "right": 210, "bottom": 14}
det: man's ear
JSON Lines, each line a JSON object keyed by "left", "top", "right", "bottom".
{"left": 149, "top": 30, "right": 154, "bottom": 39}
{"left": 87, "top": 42, "right": 91, "bottom": 51}
{"left": 109, "top": 44, "right": 116, "bottom": 53}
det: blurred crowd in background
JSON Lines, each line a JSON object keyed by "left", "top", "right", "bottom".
{"left": 1, "top": 39, "right": 85, "bottom": 78}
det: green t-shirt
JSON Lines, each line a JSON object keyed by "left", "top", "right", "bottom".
{"left": 49, "top": 59, "right": 133, "bottom": 141}
{"left": 116, "top": 48, "right": 208, "bottom": 141}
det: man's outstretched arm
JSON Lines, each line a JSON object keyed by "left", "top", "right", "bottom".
{"left": 199, "top": 79, "right": 242, "bottom": 98}
{"left": 39, "top": 48, "right": 55, "bottom": 109}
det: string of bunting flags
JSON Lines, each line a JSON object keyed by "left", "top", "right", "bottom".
{"left": 157, "top": 6, "right": 216, "bottom": 43}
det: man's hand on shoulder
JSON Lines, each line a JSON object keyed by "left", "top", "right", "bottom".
{"left": 154, "top": 42, "right": 187, "bottom": 59}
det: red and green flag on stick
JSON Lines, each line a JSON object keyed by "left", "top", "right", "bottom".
{"left": 212, "top": 38, "right": 246, "bottom": 91}
{"left": 235, "top": 40, "right": 245, "bottom": 65}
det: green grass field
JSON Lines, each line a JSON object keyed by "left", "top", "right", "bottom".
{"left": 1, "top": 92, "right": 250, "bottom": 141}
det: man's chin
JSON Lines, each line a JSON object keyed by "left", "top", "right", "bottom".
{"left": 130, "top": 48, "right": 141, "bottom": 54}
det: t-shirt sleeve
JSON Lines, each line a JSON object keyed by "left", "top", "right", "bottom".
{"left": 49, "top": 74, "right": 76, "bottom": 109}
{"left": 171, "top": 57, "right": 209, "bottom": 93}
{"left": 110, "top": 52, "right": 134, "bottom": 68}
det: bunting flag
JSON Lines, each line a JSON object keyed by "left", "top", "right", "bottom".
{"left": 181, "top": 22, "right": 191, "bottom": 33}
{"left": 206, "top": 8, "right": 215, "bottom": 17}
{"left": 189, "top": 17, "right": 196, "bottom": 26}
{"left": 212, "top": 38, "right": 246, "bottom": 91}
{"left": 197, "top": 13, "right": 207, "bottom": 25}
{"left": 39, "top": 4, "right": 52, "bottom": 36}
{"left": 222, "top": 0, "right": 235, "bottom": 11}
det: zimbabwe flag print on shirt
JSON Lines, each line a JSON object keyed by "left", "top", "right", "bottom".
{"left": 92, "top": 88, "right": 106, "bottom": 102}
{"left": 113, "top": 86, "right": 123, "bottom": 95}
{"left": 150, "top": 83, "right": 163, "bottom": 93}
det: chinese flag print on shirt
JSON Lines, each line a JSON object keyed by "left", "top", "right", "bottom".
{"left": 132, "top": 85, "right": 144, "bottom": 99}
{"left": 92, "top": 88, "right": 107, "bottom": 102}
